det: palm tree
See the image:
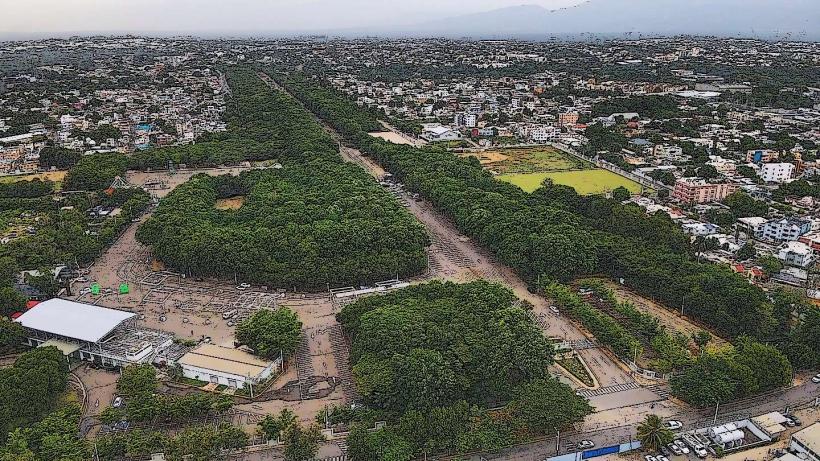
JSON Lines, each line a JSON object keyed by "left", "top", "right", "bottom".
{"left": 637, "top": 414, "right": 674, "bottom": 453}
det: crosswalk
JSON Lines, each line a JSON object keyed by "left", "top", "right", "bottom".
{"left": 645, "top": 383, "right": 672, "bottom": 399}
{"left": 576, "top": 382, "right": 640, "bottom": 398}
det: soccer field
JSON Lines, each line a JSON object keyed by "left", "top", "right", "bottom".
{"left": 498, "top": 169, "right": 644, "bottom": 195}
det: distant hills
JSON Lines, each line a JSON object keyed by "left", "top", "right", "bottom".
{"left": 382, "top": 0, "right": 820, "bottom": 40}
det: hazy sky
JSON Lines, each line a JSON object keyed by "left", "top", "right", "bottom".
{"left": 2, "top": 0, "right": 585, "bottom": 37}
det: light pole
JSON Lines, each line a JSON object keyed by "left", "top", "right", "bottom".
{"left": 713, "top": 399, "right": 720, "bottom": 426}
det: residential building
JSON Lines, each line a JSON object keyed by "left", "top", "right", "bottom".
{"left": 737, "top": 216, "right": 768, "bottom": 239}
{"left": 528, "top": 125, "right": 558, "bottom": 143}
{"left": 777, "top": 241, "right": 815, "bottom": 268}
{"left": 681, "top": 222, "right": 721, "bottom": 236}
{"left": 558, "top": 111, "right": 579, "bottom": 127}
{"left": 758, "top": 162, "right": 795, "bottom": 183}
{"left": 762, "top": 217, "right": 813, "bottom": 242}
{"left": 176, "top": 343, "right": 282, "bottom": 388}
{"left": 746, "top": 149, "right": 779, "bottom": 163}
{"left": 672, "top": 177, "right": 738, "bottom": 204}
{"left": 798, "top": 232, "right": 820, "bottom": 252}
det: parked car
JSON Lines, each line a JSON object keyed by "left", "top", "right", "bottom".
{"left": 693, "top": 444, "right": 708, "bottom": 458}
{"left": 663, "top": 420, "right": 683, "bottom": 430}
{"left": 656, "top": 456, "right": 670, "bottom": 461}
{"left": 784, "top": 414, "right": 802, "bottom": 427}
{"left": 549, "top": 305, "right": 560, "bottom": 314}
{"left": 644, "top": 455, "right": 657, "bottom": 461}
{"left": 667, "top": 443, "right": 682, "bottom": 455}
{"left": 576, "top": 440, "right": 595, "bottom": 450}
{"left": 80, "top": 287, "right": 92, "bottom": 295}
{"left": 236, "top": 283, "right": 251, "bottom": 290}
{"left": 785, "top": 417, "right": 797, "bottom": 427}
{"left": 674, "top": 440, "right": 690, "bottom": 454}
{"left": 112, "top": 396, "right": 123, "bottom": 408}
{"left": 812, "top": 373, "right": 820, "bottom": 384}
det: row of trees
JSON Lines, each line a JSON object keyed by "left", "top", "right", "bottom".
{"left": 103, "top": 364, "right": 234, "bottom": 425}
{"left": 276, "top": 75, "right": 817, "bottom": 396}
{"left": 337, "top": 281, "right": 592, "bottom": 456}
{"left": 94, "top": 423, "right": 249, "bottom": 461}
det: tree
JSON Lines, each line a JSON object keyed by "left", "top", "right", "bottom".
{"left": 612, "top": 186, "right": 630, "bottom": 202}
{"left": 236, "top": 308, "right": 302, "bottom": 359}
{"left": 258, "top": 409, "right": 297, "bottom": 442}
{"left": 38, "top": 147, "right": 82, "bottom": 170}
{"left": 0, "top": 430, "right": 35, "bottom": 461}
{"left": 758, "top": 256, "right": 783, "bottom": 277}
{"left": 0, "top": 318, "right": 25, "bottom": 352}
{"left": 347, "top": 425, "right": 413, "bottom": 461}
{"left": 697, "top": 164, "right": 719, "bottom": 179}
{"left": 692, "top": 331, "right": 712, "bottom": 356}
{"left": 636, "top": 414, "right": 674, "bottom": 453}
{"left": 117, "top": 364, "right": 158, "bottom": 398}
{"left": 282, "top": 423, "right": 324, "bottom": 461}
{"left": 0, "top": 287, "right": 26, "bottom": 317}
{"left": 735, "top": 242, "right": 755, "bottom": 261}
{"left": 509, "top": 378, "right": 593, "bottom": 435}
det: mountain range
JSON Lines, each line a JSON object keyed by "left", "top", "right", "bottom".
{"left": 374, "top": 0, "right": 820, "bottom": 40}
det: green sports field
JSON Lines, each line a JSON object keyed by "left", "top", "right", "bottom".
{"left": 498, "top": 169, "right": 644, "bottom": 195}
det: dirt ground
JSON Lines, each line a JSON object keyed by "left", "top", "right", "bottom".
{"left": 602, "top": 280, "right": 730, "bottom": 349}
{"left": 367, "top": 131, "right": 414, "bottom": 145}
{"left": 215, "top": 196, "right": 246, "bottom": 210}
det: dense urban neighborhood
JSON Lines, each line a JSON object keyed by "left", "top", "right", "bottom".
{"left": 0, "top": 34, "right": 819, "bottom": 461}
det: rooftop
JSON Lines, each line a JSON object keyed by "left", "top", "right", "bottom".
{"left": 793, "top": 423, "right": 820, "bottom": 456}
{"left": 177, "top": 344, "right": 274, "bottom": 378}
{"left": 14, "top": 298, "right": 136, "bottom": 343}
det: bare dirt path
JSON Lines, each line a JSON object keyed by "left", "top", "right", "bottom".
{"left": 601, "top": 280, "right": 730, "bottom": 349}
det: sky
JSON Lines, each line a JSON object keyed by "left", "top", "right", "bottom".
{"left": 1, "top": 0, "right": 585, "bottom": 38}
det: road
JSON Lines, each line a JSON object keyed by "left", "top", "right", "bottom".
{"left": 252, "top": 71, "right": 820, "bottom": 461}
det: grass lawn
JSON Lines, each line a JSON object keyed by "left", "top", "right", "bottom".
{"left": 556, "top": 356, "right": 595, "bottom": 387}
{"left": 499, "top": 169, "right": 644, "bottom": 195}
{"left": 0, "top": 171, "right": 67, "bottom": 184}
{"left": 466, "top": 147, "right": 590, "bottom": 174}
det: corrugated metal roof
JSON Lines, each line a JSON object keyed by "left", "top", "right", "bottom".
{"left": 177, "top": 344, "right": 272, "bottom": 378}
{"left": 14, "top": 298, "right": 135, "bottom": 343}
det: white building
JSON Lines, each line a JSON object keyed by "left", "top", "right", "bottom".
{"left": 777, "top": 241, "right": 816, "bottom": 268}
{"left": 421, "top": 124, "right": 461, "bottom": 142}
{"left": 758, "top": 162, "right": 795, "bottom": 183}
{"left": 681, "top": 222, "right": 721, "bottom": 236}
{"left": 525, "top": 125, "right": 558, "bottom": 143}
{"left": 737, "top": 216, "right": 768, "bottom": 239}
{"left": 177, "top": 343, "right": 282, "bottom": 388}
{"left": 762, "top": 218, "right": 813, "bottom": 242}
{"left": 14, "top": 299, "right": 173, "bottom": 367}
{"left": 790, "top": 423, "right": 820, "bottom": 461}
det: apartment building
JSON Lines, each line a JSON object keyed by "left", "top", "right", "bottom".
{"left": 762, "top": 217, "right": 813, "bottom": 242}
{"left": 758, "top": 162, "right": 794, "bottom": 183}
{"left": 672, "top": 177, "right": 738, "bottom": 204}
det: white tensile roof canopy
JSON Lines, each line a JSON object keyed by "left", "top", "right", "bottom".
{"left": 15, "top": 298, "right": 136, "bottom": 343}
